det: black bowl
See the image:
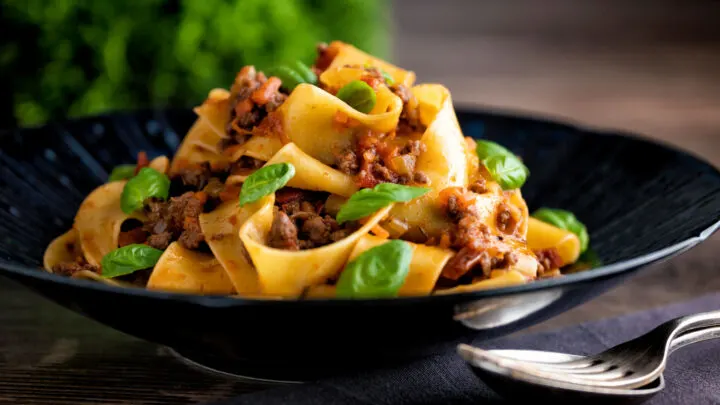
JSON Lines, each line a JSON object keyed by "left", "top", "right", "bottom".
{"left": 1, "top": 108, "right": 719, "bottom": 382}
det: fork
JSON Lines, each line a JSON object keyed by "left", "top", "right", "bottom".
{"left": 458, "top": 309, "right": 720, "bottom": 389}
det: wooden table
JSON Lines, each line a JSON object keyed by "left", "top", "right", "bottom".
{"left": 2, "top": 1, "right": 719, "bottom": 403}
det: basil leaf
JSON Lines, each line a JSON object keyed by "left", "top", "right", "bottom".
{"left": 380, "top": 69, "right": 395, "bottom": 86}
{"left": 336, "top": 183, "right": 430, "bottom": 224}
{"left": 483, "top": 154, "right": 528, "bottom": 190}
{"left": 475, "top": 140, "right": 514, "bottom": 160}
{"left": 475, "top": 140, "right": 529, "bottom": 190}
{"left": 108, "top": 164, "right": 136, "bottom": 182}
{"left": 267, "top": 61, "right": 317, "bottom": 92}
{"left": 101, "top": 244, "right": 163, "bottom": 278}
{"left": 291, "top": 60, "right": 317, "bottom": 84}
{"left": 336, "top": 240, "right": 412, "bottom": 298}
{"left": 120, "top": 167, "right": 170, "bottom": 214}
{"left": 532, "top": 207, "right": 589, "bottom": 253}
{"left": 239, "top": 163, "right": 295, "bottom": 206}
{"left": 336, "top": 80, "right": 377, "bottom": 114}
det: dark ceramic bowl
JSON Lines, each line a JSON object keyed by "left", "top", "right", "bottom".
{"left": 1, "top": 108, "right": 719, "bottom": 382}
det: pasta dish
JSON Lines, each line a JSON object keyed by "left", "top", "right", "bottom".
{"left": 43, "top": 41, "right": 591, "bottom": 298}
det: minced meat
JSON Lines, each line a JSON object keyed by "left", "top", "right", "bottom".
{"left": 52, "top": 260, "right": 99, "bottom": 277}
{"left": 267, "top": 188, "right": 358, "bottom": 251}
{"left": 335, "top": 130, "right": 428, "bottom": 188}
{"left": 223, "top": 66, "right": 288, "bottom": 150}
{"left": 436, "top": 187, "right": 520, "bottom": 281}
{"left": 535, "top": 248, "right": 564, "bottom": 277}
{"left": 143, "top": 192, "right": 206, "bottom": 250}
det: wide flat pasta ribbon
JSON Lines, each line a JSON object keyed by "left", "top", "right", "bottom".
{"left": 277, "top": 83, "right": 402, "bottom": 166}
{"left": 43, "top": 229, "right": 81, "bottom": 271}
{"left": 389, "top": 84, "right": 469, "bottom": 238}
{"left": 147, "top": 242, "right": 235, "bottom": 295}
{"left": 229, "top": 143, "right": 358, "bottom": 197}
{"left": 198, "top": 200, "right": 265, "bottom": 295}
{"left": 239, "top": 195, "right": 392, "bottom": 297}
{"left": 526, "top": 217, "right": 581, "bottom": 265}
{"left": 348, "top": 234, "right": 454, "bottom": 296}
{"left": 73, "top": 181, "right": 145, "bottom": 267}
{"left": 319, "top": 41, "right": 416, "bottom": 88}
{"left": 169, "top": 117, "right": 230, "bottom": 175}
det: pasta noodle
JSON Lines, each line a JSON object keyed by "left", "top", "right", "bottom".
{"left": 43, "top": 41, "right": 592, "bottom": 298}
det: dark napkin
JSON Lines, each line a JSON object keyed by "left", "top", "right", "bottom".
{"left": 211, "top": 293, "right": 720, "bottom": 405}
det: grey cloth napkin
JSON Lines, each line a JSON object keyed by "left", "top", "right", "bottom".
{"left": 213, "top": 293, "right": 720, "bottom": 405}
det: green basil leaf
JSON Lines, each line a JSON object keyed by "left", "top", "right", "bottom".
{"left": 336, "top": 183, "right": 430, "bottom": 224}
{"left": 380, "top": 69, "right": 395, "bottom": 86}
{"left": 267, "top": 61, "right": 317, "bottom": 92}
{"left": 335, "top": 80, "right": 377, "bottom": 113}
{"left": 239, "top": 163, "right": 295, "bottom": 206}
{"left": 475, "top": 140, "right": 514, "bottom": 160}
{"left": 336, "top": 240, "right": 412, "bottom": 298}
{"left": 475, "top": 140, "right": 530, "bottom": 190}
{"left": 266, "top": 65, "right": 305, "bottom": 91}
{"left": 120, "top": 167, "right": 170, "bottom": 214}
{"left": 532, "top": 208, "right": 589, "bottom": 253}
{"left": 108, "top": 164, "right": 136, "bottom": 182}
{"left": 291, "top": 60, "right": 317, "bottom": 84}
{"left": 101, "top": 244, "right": 163, "bottom": 278}
{"left": 482, "top": 154, "right": 529, "bottom": 190}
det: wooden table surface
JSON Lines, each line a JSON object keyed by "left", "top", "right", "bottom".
{"left": 2, "top": 1, "right": 719, "bottom": 403}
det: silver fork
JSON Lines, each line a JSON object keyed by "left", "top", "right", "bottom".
{"left": 458, "top": 309, "right": 720, "bottom": 390}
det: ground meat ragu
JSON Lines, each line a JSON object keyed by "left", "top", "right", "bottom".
{"left": 144, "top": 192, "right": 206, "bottom": 250}
{"left": 312, "top": 42, "right": 339, "bottom": 75}
{"left": 222, "top": 66, "right": 288, "bottom": 151}
{"left": 335, "top": 131, "right": 429, "bottom": 188}
{"left": 52, "top": 260, "right": 99, "bottom": 277}
{"left": 535, "top": 248, "right": 564, "bottom": 277}
{"left": 436, "top": 187, "right": 521, "bottom": 281}
{"left": 267, "top": 188, "right": 358, "bottom": 251}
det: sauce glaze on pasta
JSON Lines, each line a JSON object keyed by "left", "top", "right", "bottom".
{"left": 43, "top": 41, "right": 589, "bottom": 298}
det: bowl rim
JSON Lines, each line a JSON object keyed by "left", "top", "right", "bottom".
{"left": 1, "top": 107, "right": 719, "bottom": 307}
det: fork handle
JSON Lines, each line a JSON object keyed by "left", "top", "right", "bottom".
{"left": 668, "top": 309, "right": 720, "bottom": 335}
{"left": 670, "top": 325, "right": 720, "bottom": 353}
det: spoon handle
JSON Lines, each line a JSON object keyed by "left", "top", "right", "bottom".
{"left": 670, "top": 325, "right": 720, "bottom": 353}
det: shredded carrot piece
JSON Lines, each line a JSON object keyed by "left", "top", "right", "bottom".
{"left": 134, "top": 151, "right": 149, "bottom": 175}
{"left": 219, "top": 185, "right": 241, "bottom": 202}
{"left": 234, "top": 98, "right": 254, "bottom": 117}
{"left": 251, "top": 77, "right": 282, "bottom": 105}
{"left": 370, "top": 224, "right": 390, "bottom": 239}
{"left": 439, "top": 232, "right": 452, "bottom": 249}
{"left": 194, "top": 191, "right": 208, "bottom": 205}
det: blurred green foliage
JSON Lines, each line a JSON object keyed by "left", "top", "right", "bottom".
{"left": 0, "top": 0, "right": 389, "bottom": 127}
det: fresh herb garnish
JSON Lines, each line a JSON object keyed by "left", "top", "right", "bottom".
{"left": 335, "top": 80, "right": 377, "bottom": 114}
{"left": 336, "top": 183, "right": 430, "bottom": 224}
{"left": 120, "top": 167, "right": 170, "bottom": 214}
{"left": 266, "top": 60, "right": 317, "bottom": 91}
{"left": 239, "top": 163, "right": 295, "bottom": 206}
{"left": 108, "top": 164, "right": 136, "bottom": 182}
{"left": 336, "top": 240, "right": 412, "bottom": 298}
{"left": 475, "top": 140, "right": 529, "bottom": 190}
{"left": 101, "top": 244, "right": 163, "bottom": 278}
{"left": 532, "top": 207, "right": 589, "bottom": 253}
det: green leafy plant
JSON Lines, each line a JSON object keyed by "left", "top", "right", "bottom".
{"left": 336, "top": 183, "right": 430, "bottom": 224}
{"left": 1, "top": 0, "right": 389, "bottom": 127}
{"left": 336, "top": 240, "right": 412, "bottom": 298}
{"left": 475, "top": 140, "right": 529, "bottom": 190}
{"left": 101, "top": 244, "right": 164, "bottom": 278}
{"left": 121, "top": 167, "right": 170, "bottom": 214}
{"left": 239, "top": 163, "right": 295, "bottom": 206}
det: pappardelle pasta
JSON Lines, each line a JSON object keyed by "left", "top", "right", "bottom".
{"left": 44, "top": 41, "right": 594, "bottom": 299}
